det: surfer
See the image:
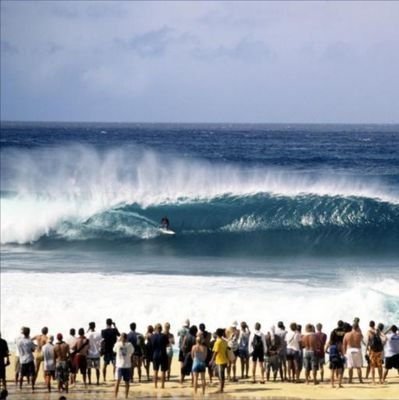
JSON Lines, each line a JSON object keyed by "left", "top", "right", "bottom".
{"left": 161, "top": 217, "right": 170, "bottom": 231}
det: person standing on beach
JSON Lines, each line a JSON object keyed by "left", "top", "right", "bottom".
{"left": 181, "top": 325, "right": 197, "bottom": 384}
{"left": 248, "top": 322, "right": 267, "bottom": 384}
{"left": 296, "top": 324, "right": 304, "bottom": 380}
{"left": 164, "top": 322, "right": 175, "bottom": 381}
{"left": 72, "top": 328, "right": 89, "bottom": 387}
{"left": 199, "top": 323, "right": 213, "bottom": 383}
{"left": 32, "top": 326, "right": 48, "bottom": 381}
{"left": 276, "top": 321, "right": 288, "bottom": 381}
{"left": 326, "top": 333, "right": 344, "bottom": 388}
{"left": 67, "top": 328, "right": 77, "bottom": 385}
{"left": 0, "top": 333, "right": 10, "bottom": 390}
{"left": 177, "top": 319, "right": 190, "bottom": 378}
{"left": 238, "top": 321, "right": 250, "bottom": 379}
{"left": 16, "top": 327, "right": 36, "bottom": 391}
{"left": 365, "top": 320, "right": 376, "bottom": 379}
{"left": 87, "top": 322, "right": 102, "bottom": 385}
{"left": 143, "top": 325, "right": 154, "bottom": 381}
{"left": 367, "top": 323, "right": 386, "bottom": 384}
{"left": 286, "top": 322, "right": 301, "bottom": 383}
{"left": 211, "top": 328, "right": 229, "bottom": 393}
{"left": 226, "top": 322, "right": 239, "bottom": 382}
{"left": 315, "top": 323, "right": 327, "bottom": 382}
{"left": 42, "top": 335, "right": 56, "bottom": 392}
{"left": 14, "top": 329, "right": 24, "bottom": 386}
{"left": 151, "top": 323, "right": 169, "bottom": 389}
{"left": 343, "top": 321, "right": 363, "bottom": 384}
{"left": 127, "top": 322, "right": 143, "bottom": 383}
{"left": 265, "top": 326, "right": 282, "bottom": 382}
{"left": 191, "top": 334, "right": 208, "bottom": 394}
{"left": 54, "top": 333, "right": 70, "bottom": 393}
{"left": 113, "top": 333, "right": 134, "bottom": 399}
{"left": 301, "top": 324, "right": 319, "bottom": 385}
{"left": 101, "top": 319, "right": 120, "bottom": 382}
{"left": 383, "top": 324, "right": 399, "bottom": 382}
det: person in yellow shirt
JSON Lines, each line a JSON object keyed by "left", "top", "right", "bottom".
{"left": 210, "top": 328, "right": 228, "bottom": 393}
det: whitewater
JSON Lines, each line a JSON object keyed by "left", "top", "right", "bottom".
{"left": 1, "top": 122, "right": 399, "bottom": 343}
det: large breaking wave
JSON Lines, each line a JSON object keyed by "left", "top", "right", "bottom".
{"left": 1, "top": 145, "right": 398, "bottom": 255}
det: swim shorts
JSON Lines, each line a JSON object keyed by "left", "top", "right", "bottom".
{"left": 346, "top": 348, "right": 363, "bottom": 368}
{"left": 385, "top": 353, "right": 399, "bottom": 370}
{"left": 192, "top": 359, "right": 206, "bottom": 373}
{"left": 117, "top": 367, "right": 131, "bottom": 382}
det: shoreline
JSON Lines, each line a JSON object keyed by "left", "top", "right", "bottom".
{"left": 3, "top": 353, "right": 399, "bottom": 399}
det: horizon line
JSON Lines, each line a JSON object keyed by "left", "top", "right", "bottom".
{"left": 2, "top": 119, "right": 399, "bottom": 126}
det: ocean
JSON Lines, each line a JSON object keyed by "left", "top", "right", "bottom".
{"left": 1, "top": 121, "right": 399, "bottom": 342}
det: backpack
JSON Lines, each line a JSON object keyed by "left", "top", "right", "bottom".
{"left": 252, "top": 334, "right": 263, "bottom": 352}
{"left": 370, "top": 333, "right": 383, "bottom": 352}
{"left": 328, "top": 344, "right": 340, "bottom": 362}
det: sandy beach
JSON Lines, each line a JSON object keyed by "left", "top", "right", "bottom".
{"left": 4, "top": 353, "right": 399, "bottom": 400}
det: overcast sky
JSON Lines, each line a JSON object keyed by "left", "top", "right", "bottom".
{"left": 1, "top": 1, "right": 398, "bottom": 123}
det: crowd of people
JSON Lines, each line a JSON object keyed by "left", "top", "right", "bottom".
{"left": 1, "top": 317, "right": 398, "bottom": 398}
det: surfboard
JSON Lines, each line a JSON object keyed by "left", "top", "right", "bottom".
{"left": 159, "top": 228, "right": 176, "bottom": 235}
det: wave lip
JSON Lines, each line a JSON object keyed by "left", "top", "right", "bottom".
{"left": 2, "top": 193, "right": 398, "bottom": 259}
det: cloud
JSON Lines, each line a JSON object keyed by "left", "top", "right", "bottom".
{"left": 114, "top": 26, "right": 173, "bottom": 57}
{"left": 1, "top": 1, "right": 399, "bottom": 123}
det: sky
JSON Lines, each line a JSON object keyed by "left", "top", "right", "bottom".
{"left": 1, "top": 1, "right": 398, "bottom": 123}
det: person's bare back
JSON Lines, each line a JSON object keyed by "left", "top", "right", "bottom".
{"left": 54, "top": 341, "right": 70, "bottom": 362}
{"left": 33, "top": 333, "right": 48, "bottom": 352}
{"left": 343, "top": 329, "right": 363, "bottom": 351}
{"left": 302, "top": 333, "right": 318, "bottom": 351}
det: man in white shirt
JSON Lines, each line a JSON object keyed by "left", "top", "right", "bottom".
{"left": 87, "top": 322, "right": 102, "bottom": 385}
{"left": 113, "top": 333, "right": 134, "bottom": 399}
{"left": 383, "top": 325, "right": 399, "bottom": 382}
{"left": 16, "top": 327, "right": 36, "bottom": 391}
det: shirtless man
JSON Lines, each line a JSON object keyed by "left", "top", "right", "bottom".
{"left": 72, "top": 328, "right": 90, "bottom": 387}
{"left": 32, "top": 326, "right": 49, "bottom": 381}
{"left": 54, "top": 333, "right": 70, "bottom": 393}
{"left": 343, "top": 321, "right": 363, "bottom": 383}
{"left": 301, "top": 324, "right": 319, "bottom": 385}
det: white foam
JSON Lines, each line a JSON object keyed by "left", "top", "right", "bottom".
{"left": 1, "top": 145, "right": 397, "bottom": 244}
{"left": 1, "top": 271, "right": 398, "bottom": 344}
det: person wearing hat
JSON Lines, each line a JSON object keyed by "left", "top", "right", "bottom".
{"left": 54, "top": 333, "right": 70, "bottom": 393}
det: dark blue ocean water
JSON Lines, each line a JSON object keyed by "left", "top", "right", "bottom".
{"left": 2, "top": 122, "right": 399, "bottom": 342}
{"left": 1, "top": 121, "right": 399, "bottom": 258}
